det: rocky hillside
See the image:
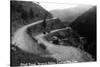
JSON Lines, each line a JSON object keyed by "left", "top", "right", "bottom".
{"left": 11, "top": 1, "right": 52, "bottom": 36}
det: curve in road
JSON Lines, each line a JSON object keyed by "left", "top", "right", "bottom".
{"left": 12, "top": 17, "right": 93, "bottom": 62}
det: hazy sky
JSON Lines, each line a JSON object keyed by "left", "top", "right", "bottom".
{"left": 21, "top": 0, "right": 97, "bottom": 11}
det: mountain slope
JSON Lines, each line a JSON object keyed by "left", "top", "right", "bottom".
{"left": 11, "top": 1, "right": 52, "bottom": 36}
{"left": 70, "top": 6, "right": 96, "bottom": 60}
{"left": 50, "top": 5, "right": 92, "bottom": 22}
{"left": 70, "top": 6, "right": 96, "bottom": 42}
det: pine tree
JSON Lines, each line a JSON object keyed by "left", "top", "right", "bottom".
{"left": 30, "top": 8, "right": 34, "bottom": 19}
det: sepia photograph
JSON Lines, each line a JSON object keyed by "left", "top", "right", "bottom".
{"left": 10, "top": 0, "right": 97, "bottom": 66}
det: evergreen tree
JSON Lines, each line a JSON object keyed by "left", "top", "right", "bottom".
{"left": 30, "top": 8, "right": 34, "bottom": 19}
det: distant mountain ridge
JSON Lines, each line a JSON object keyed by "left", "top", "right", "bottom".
{"left": 50, "top": 5, "right": 93, "bottom": 22}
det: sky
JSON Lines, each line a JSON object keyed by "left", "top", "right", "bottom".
{"left": 19, "top": 0, "right": 97, "bottom": 11}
